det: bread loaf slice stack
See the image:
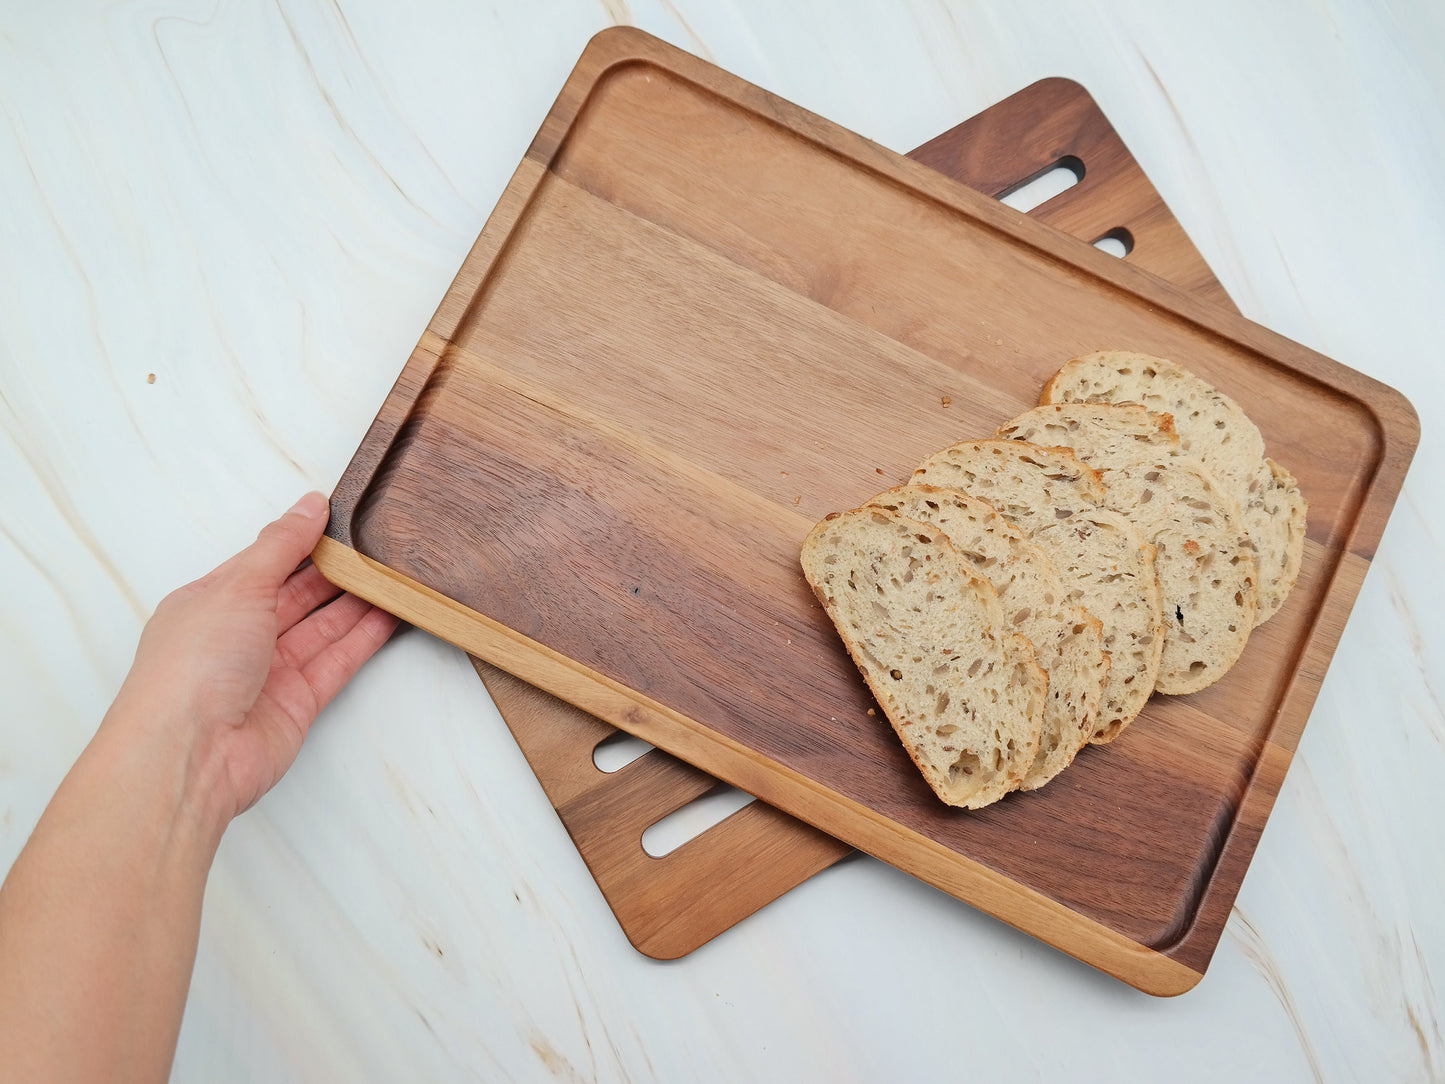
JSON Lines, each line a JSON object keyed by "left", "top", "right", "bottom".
{"left": 994, "top": 402, "right": 1180, "bottom": 470}
{"left": 996, "top": 404, "right": 1257, "bottom": 695}
{"left": 911, "top": 440, "right": 1107, "bottom": 532}
{"left": 799, "top": 351, "right": 1304, "bottom": 809}
{"left": 800, "top": 507, "right": 1047, "bottom": 808}
{"left": 864, "top": 486, "right": 1109, "bottom": 789}
{"left": 1041, "top": 351, "right": 1307, "bottom": 623}
{"left": 1031, "top": 510, "right": 1165, "bottom": 742}
{"left": 1099, "top": 459, "right": 1256, "bottom": 693}
{"left": 913, "top": 441, "right": 1163, "bottom": 741}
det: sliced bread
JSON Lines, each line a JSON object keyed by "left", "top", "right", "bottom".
{"left": 800, "top": 507, "right": 1047, "bottom": 808}
{"left": 911, "top": 441, "right": 1161, "bottom": 740}
{"left": 1256, "top": 457, "right": 1309, "bottom": 619}
{"left": 911, "top": 440, "right": 1106, "bottom": 535}
{"left": 997, "top": 402, "right": 1258, "bottom": 694}
{"left": 1041, "top": 351, "right": 1307, "bottom": 623}
{"left": 865, "top": 485, "right": 1109, "bottom": 789}
{"left": 1032, "top": 510, "right": 1164, "bottom": 741}
{"left": 995, "top": 403, "right": 1180, "bottom": 471}
{"left": 1104, "top": 460, "right": 1257, "bottom": 694}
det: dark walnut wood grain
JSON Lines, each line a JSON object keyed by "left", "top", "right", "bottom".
{"left": 315, "top": 29, "right": 1418, "bottom": 995}
{"left": 471, "top": 75, "right": 1240, "bottom": 963}
{"left": 910, "top": 76, "right": 1235, "bottom": 310}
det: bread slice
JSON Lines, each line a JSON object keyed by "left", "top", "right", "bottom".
{"left": 912, "top": 440, "right": 1106, "bottom": 535}
{"left": 1032, "top": 510, "right": 1164, "bottom": 741}
{"left": 1041, "top": 351, "right": 1307, "bottom": 624}
{"left": 996, "top": 402, "right": 1258, "bottom": 694}
{"left": 1104, "top": 460, "right": 1257, "bottom": 694}
{"left": 864, "top": 486, "right": 1108, "bottom": 789}
{"left": 800, "top": 507, "right": 1046, "bottom": 808}
{"left": 995, "top": 403, "right": 1180, "bottom": 471}
{"left": 1256, "top": 457, "right": 1309, "bottom": 620}
{"left": 912, "top": 441, "right": 1160, "bottom": 740}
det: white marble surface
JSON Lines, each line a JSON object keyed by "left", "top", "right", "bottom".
{"left": 2, "top": 1, "right": 1442, "bottom": 1079}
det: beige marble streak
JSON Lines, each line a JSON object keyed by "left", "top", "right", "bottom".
{"left": 1227, "top": 905, "right": 1327, "bottom": 1082}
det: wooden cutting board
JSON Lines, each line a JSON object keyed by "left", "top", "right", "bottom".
{"left": 314, "top": 29, "right": 1418, "bottom": 995}
{"left": 470, "top": 74, "right": 1240, "bottom": 963}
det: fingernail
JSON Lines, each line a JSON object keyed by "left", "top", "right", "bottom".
{"left": 289, "top": 492, "right": 328, "bottom": 519}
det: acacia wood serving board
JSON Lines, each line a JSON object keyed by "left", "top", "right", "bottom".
{"left": 314, "top": 29, "right": 1418, "bottom": 995}
{"left": 470, "top": 74, "right": 1239, "bottom": 963}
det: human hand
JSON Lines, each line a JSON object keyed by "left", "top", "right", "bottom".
{"left": 0, "top": 494, "right": 397, "bottom": 1082}
{"left": 108, "top": 492, "right": 398, "bottom": 822}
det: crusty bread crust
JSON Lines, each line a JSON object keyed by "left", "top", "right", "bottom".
{"left": 800, "top": 507, "right": 1046, "bottom": 808}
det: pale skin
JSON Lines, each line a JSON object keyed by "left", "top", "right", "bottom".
{"left": 0, "top": 492, "right": 398, "bottom": 1083}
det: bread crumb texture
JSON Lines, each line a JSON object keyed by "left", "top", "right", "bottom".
{"left": 799, "top": 351, "right": 1303, "bottom": 807}
{"left": 801, "top": 507, "right": 1044, "bottom": 808}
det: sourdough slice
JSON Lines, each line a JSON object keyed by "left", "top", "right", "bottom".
{"left": 1258, "top": 457, "right": 1309, "bottom": 617}
{"left": 912, "top": 441, "right": 1160, "bottom": 740}
{"left": 1105, "top": 460, "right": 1257, "bottom": 693}
{"left": 865, "top": 486, "right": 1108, "bottom": 790}
{"left": 800, "top": 507, "right": 1046, "bottom": 808}
{"left": 1032, "top": 510, "right": 1164, "bottom": 741}
{"left": 996, "top": 403, "right": 1180, "bottom": 471}
{"left": 1041, "top": 351, "right": 1307, "bottom": 624}
{"left": 912, "top": 440, "right": 1106, "bottom": 535}
{"left": 997, "top": 402, "right": 1258, "bottom": 693}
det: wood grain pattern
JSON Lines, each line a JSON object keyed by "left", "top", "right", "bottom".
{"left": 314, "top": 28, "right": 1419, "bottom": 995}
{"left": 471, "top": 74, "right": 1236, "bottom": 963}
{"left": 909, "top": 77, "right": 1235, "bottom": 310}
{"left": 474, "top": 663, "right": 852, "bottom": 958}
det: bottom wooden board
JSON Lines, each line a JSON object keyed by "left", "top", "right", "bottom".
{"left": 475, "top": 660, "right": 852, "bottom": 957}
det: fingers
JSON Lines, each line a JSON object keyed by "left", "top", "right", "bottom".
{"left": 250, "top": 596, "right": 396, "bottom": 753}
{"left": 274, "top": 591, "right": 375, "bottom": 672}
{"left": 236, "top": 492, "right": 331, "bottom": 589}
{"left": 276, "top": 564, "right": 343, "bottom": 633}
{"left": 297, "top": 606, "right": 399, "bottom": 715}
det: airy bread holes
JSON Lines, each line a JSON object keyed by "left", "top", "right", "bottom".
{"left": 949, "top": 750, "right": 982, "bottom": 781}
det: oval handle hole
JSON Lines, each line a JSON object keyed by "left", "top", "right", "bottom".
{"left": 998, "top": 156, "right": 1084, "bottom": 213}
{"left": 592, "top": 731, "right": 654, "bottom": 773}
{"left": 1093, "top": 227, "right": 1135, "bottom": 257}
{"left": 641, "top": 785, "right": 756, "bottom": 857}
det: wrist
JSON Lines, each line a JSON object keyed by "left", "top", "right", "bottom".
{"left": 95, "top": 694, "right": 236, "bottom": 855}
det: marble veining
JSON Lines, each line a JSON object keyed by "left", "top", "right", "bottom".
{"left": 2, "top": 1, "right": 1442, "bottom": 1080}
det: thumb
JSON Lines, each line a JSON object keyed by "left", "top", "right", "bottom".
{"left": 236, "top": 492, "right": 330, "bottom": 588}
